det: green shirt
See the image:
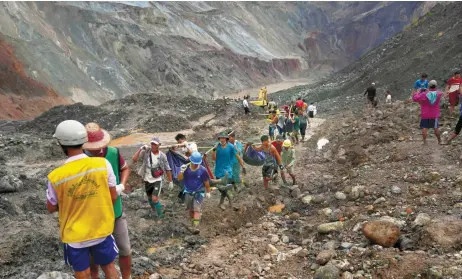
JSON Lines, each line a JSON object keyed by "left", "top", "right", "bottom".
{"left": 293, "top": 116, "right": 300, "bottom": 131}
{"left": 282, "top": 148, "right": 295, "bottom": 167}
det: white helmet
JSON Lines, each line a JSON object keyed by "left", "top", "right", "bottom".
{"left": 53, "top": 120, "right": 88, "bottom": 146}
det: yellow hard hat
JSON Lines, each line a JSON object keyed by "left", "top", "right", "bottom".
{"left": 283, "top": 139, "right": 292, "bottom": 147}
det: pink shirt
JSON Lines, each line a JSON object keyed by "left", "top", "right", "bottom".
{"left": 46, "top": 153, "right": 116, "bottom": 248}
{"left": 412, "top": 90, "right": 442, "bottom": 119}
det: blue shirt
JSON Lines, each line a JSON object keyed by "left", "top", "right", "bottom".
{"left": 183, "top": 166, "right": 209, "bottom": 193}
{"left": 214, "top": 143, "right": 236, "bottom": 179}
{"left": 414, "top": 79, "right": 428, "bottom": 90}
{"left": 231, "top": 141, "right": 243, "bottom": 165}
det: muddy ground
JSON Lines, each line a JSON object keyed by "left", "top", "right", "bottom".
{"left": 3, "top": 98, "right": 462, "bottom": 279}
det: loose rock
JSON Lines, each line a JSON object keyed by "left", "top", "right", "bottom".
{"left": 301, "top": 195, "right": 313, "bottom": 204}
{"left": 335, "top": 192, "right": 347, "bottom": 200}
{"left": 314, "top": 264, "right": 340, "bottom": 279}
{"left": 316, "top": 250, "right": 337, "bottom": 265}
{"left": 413, "top": 213, "right": 431, "bottom": 227}
{"left": 318, "top": 222, "right": 344, "bottom": 234}
{"left": 362, "top": 221, "right": 400, "bottom": 247}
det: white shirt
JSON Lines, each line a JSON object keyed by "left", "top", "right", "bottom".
{"left": 182, "top": 141, "right": 198, "bottom": 154}
{"left": 386, "top": 94, "right": 392, "bottom": 100}
{"left": 145, "top": 153, "right": 162, "bottom": 183}
{"left": 308, "top": 105, "right": 315, "bottom": 112}
{"left": 243, "top": 99, "right": 249, "bottom": 108}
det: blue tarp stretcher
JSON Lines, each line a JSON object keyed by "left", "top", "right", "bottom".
{"left": 243, "top": 145, "right": 266, "bottom": 166}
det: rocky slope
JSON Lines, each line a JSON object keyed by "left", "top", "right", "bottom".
{"left": 0, "top": 1, "right": 433, "bottom": 119}
{"left": 275, "top": 2, "right": 460, "bottom": 114}
{"left": 3, "top": 99, "right": 462, "bottom": 279}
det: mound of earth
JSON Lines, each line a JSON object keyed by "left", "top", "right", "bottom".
{"left": 274, "top": 2, "right": 461, "bottom": 115}
{"left": 19, "top": 93, "right": 240, "bottom": 136}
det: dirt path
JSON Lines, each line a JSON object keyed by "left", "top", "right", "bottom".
{"left": 110, "top": 113, "right": 217, "bottom": 147}
{"left": 224, "top": 78, "right": 315, "bottom": 99}
{"left": 175, "top": 116, "right": 326, "bottom": 279}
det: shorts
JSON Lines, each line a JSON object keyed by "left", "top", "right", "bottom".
{"left": 420, "top": 118, "right": 439, "bottom": 129}
{"left": 262, "top": 164, "right": 277, "bottom": 178}
{"left": 285, "top": 165, "right": 294, "bottom": 174}
{"left": 367, "top": 95, "right": 375, "bottom": 103}
{"left": 185, "top": 192, "right": 204, "bottom": 212}
{"left": 113, "top": 213, "right": 131, "bottom": 257}
{"left": 145, "top": 181, "right": 162, "bottom": 197}
{"left": 244, "top": 107, "right": 250, "bottom": 114}
{"left": 291, "top": 130, "right": 300, "bottom": 137}
{"left": 449, "top": 91, "right": 460, "bottom": 106}
{"left": 308, "top": 111, "right": 314, "bottom": 118}
{"left": 455, "top": 116, "right": 462, "bottom": 135}
{"left": 64, "top": 235, "right": 118, "bottom": 272}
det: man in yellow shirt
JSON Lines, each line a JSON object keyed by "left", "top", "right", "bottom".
{"left": 46, "top": 120, "right": 119, "bottom": 279}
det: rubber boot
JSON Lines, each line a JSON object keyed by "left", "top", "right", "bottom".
{"left": 154, "top": 202, "right": 165, "bottom": 219}
{"left": 219, "top": 195, "right": 226, "bottom": 210}
{"left": 189, "top": 219, "right": 200, "bottom": 234}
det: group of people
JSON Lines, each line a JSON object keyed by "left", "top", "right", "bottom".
{"left": 46, "top": 115, "right": 302, "bottom": 278}
{"left": 364, "top": 83, "right": 392, "bottom": 107}
{"left": 267, "top": 97, "right": 315, "bottom": 144}
{"left": 411, "top": 71, "right": 462, "bottom": 145}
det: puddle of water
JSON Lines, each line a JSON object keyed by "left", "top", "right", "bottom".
{"left": 317, "top": 138, "right": 329, "bottom": 150}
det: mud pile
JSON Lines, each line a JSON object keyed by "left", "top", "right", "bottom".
{"left": 19, "top": 93, "right": 241, "bottom": 137}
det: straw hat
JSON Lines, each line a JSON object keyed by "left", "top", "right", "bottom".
{"left": 82, "top": 122, "right": 111, "bottom": 150}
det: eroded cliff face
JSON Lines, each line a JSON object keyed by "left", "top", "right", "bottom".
{"left": 0, "top": 1, "right": 433, "bottom": 119}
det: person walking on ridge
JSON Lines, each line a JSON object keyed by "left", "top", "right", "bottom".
{"left": 299, "top": 109, "right": 309, "bottom": 142}
{"left": 268, "top": 110, "right": 278, "bottom": 141}
{"left": 445, "top": 70, "right": 461, "bottom": 114}
{"left": 228, "top": 130, "right": 246, "bottom": 191}
{"left": 83, "top": 122, "right": 132, "bottom": 279}
{"left": 246, "top": 135, "right": 284, "bottom": 189}
{"left": 291, "top": 111, "right": 301, "bottom": 144}
{"left": 281, "top": 139, "right": 297, "bottom": 186}
{"left": 364, "top": 83, "right": 377, "bottom": 108}
{"left": 178, "top": 152, "right": 211, "bottom": 234}
{"left": 412, "top": 80, "right": 443, "bottom": 145}
{"left": 46, "top": 120, "right": 119, "bottom": 279}
{"left": 133, "top": 137, "right": 174, "bottom": 219}
{"left": 243, "top": 96, "right": 250, "bottom": 115}
{"left": 174, "top": 133, "right": 198, "bottom": 159}
{"left": 412, "top": 73, "right": 429, "bottom": 95}
{"left": 212, "top": 132, "right": 245, "bottom": 210}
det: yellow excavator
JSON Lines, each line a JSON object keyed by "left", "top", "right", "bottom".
{"left": 249, "top": 87, "right": 268, "bottom": 107}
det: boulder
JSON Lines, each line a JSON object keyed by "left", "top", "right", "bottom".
{"left": 362, "top": 221, "right": 400, "bottom": 247}
{"left": 318, "top": 222, "right": 344, "bottom": 234}
{"left": 422, "top": 219, "right": 462, "bottom": 248}
{"left": 314, "top": 264, "right": 340, "bottom": 279}
{"left": 316, "top": 250, "right": 337, "bottom": 265}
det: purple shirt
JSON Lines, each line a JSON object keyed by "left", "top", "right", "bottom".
{"left": 412, "top": 90, "right": 442, "bottom": 119}
{"left": 46, "top": 153, "right": 116, "bottom": 248}
{"left": 183, "top": 166, "right": 209, "bottom": 192}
